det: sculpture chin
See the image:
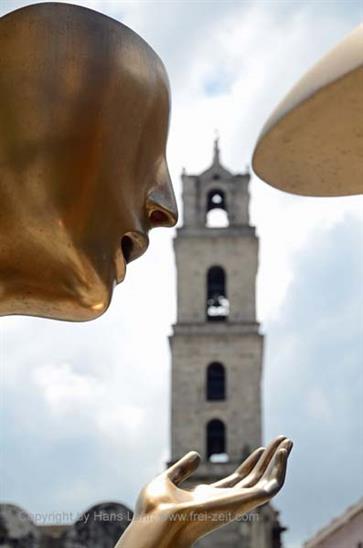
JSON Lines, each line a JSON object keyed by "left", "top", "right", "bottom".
{"left": 0, "top": 281, "right": 112, "bottom": 322}
{"left": 0, "top": 226, "right": 151, "bottom": 321}
{"left": 0, "top": 247, "right": 114, "bottom": 322}
{"left": 114, "top": 247, "right": 127, "bottom": 284}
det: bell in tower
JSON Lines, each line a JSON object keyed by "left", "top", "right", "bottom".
{"left": 206, "top": 265, "right": 229, "bottom": 321}
{"left": 170, "top": 139, "right": 285, "bottom": 547}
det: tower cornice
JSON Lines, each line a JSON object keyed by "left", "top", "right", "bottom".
{"left": 175, "top": 225, "right": 256, "bottom": 238}
{"left": 171, "top": 322, "right": 261, "bottom": 337}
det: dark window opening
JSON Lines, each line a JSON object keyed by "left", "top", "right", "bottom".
{"left": 207, "top": 266, "right": 229, "bottom": 322}
{"left": 207, "top": 419, "right": 226, "bottom": 460}
{"left": 206, "top": 189, "right": 229, "bottom": 227}
{"left": 207, "top": 363, "right": 226, "bottom": 400}
{"left": 241, "top": 444, "right": 251, "bottom": 461}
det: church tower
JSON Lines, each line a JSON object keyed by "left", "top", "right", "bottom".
{"left": 169, "top": 140, "right": 284, "bottom": 548}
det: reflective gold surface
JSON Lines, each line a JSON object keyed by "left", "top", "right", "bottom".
{"left": 253, "top": 25, "right": 363, "bottom": 197}
{"left": 116, "top": 437, "right": 293, "bottom": 548}
{"left": 0, "top": 3, "right": 178, "bottom": 321}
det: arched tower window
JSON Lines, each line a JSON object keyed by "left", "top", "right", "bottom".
{"left": 206, "top": 189, "right": 229, "bottom": 227}
{"left": 207, "top": 419, "right": 226, "bottom": 460}
{"left": 206, "top": 363, "right": 226, "bottom": 400}
{"left": 206, "top": 266, "right": 229, "bottom": 321}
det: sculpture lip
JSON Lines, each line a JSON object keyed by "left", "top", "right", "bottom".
{"left": 114, "top": 231, "right": 149, "bottom": 284}
{"left": 121, "top": 231, "right": 150, "bottom": 264}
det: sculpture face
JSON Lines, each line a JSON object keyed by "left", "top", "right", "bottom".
{"left": 0, "top": 3, "right": 178, "bottom": 321}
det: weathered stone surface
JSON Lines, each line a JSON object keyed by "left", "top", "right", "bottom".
{"left": 60, "top": 502, "right": 132, "bottom": 548}
{"left": 0, "top": 504, "right": 41, "bottom": 547}
{"left": 0, "top": 502, "right": 132, "bottom": 548}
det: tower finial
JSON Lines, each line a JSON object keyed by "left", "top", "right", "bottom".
{"left": 213, "top": 130, "right": 220, "bottom": 165}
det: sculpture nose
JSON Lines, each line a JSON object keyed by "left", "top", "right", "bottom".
{"left": 146, "top": 163, "right": 178, "bottom": 229}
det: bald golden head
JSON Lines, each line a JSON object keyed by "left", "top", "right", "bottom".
{"left": 0, "top": 3, "right": 178, "bottom": 321}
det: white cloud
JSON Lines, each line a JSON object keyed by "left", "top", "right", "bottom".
{"left": 33, "top": 363, "right": 102, "bottom": 412}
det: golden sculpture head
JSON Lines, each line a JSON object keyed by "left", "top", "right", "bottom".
{"left": 0, "top": 3, "right": 178, "bottom": 321}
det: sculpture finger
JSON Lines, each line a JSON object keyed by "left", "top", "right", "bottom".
{"left": 180, "top": 441, "right": 292, "bottom": 530}
{"left": 236, "top": 435, "right": 288, "bottom": 488}
{"left": 211, "top": 447, "right": 265, "bottom": 488}
{"left": 166, "top": 451, "right": 201, "bottom": 486}
{"left": 192, "top": 449, "right": 290, "bottom": 520}
{"left": 189, "top": 485, "right": 271, "bottom": 520}
{"left": 262, "top": 447, "right": 289, "bottom": 497}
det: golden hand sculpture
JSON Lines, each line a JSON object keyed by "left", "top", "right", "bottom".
{"left": 116, "top": 436, "right": 293, "bottom": 548}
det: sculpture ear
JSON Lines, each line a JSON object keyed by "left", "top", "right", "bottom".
{"left": 166, "top": 451, "right": 201, "bottom": 486}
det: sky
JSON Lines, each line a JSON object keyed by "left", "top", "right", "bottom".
{"left": 1, "top": 1, "right": 363, "bottom": 547}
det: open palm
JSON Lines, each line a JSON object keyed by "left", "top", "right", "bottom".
{"left": 130, "top": 436, "right": 292, "bottom": 546}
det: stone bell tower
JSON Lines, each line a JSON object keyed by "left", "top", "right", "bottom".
{"left": 169, "top": 140, "right": 284, "bottom": 548}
